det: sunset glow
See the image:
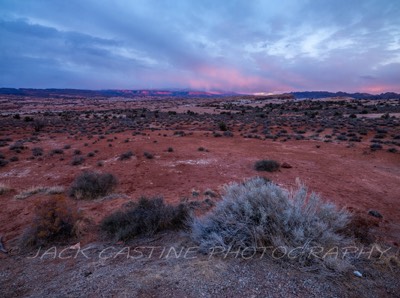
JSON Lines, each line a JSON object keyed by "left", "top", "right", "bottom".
{"left": 1, "top": 0, "right": 399, "bottom": 93}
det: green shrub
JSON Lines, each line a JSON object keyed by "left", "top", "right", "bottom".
{"left": 69, "top": 171, "right": 118, "bottom": 200}
{"left": 101, "top": 197, "right": 189, "bottom": 241}
{"left": 254, "top": 159, "right": 280, "bottom": 172}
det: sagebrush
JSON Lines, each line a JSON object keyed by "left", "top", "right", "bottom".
{"left": 191, "top": 177, "right": 353, "bottom": 272}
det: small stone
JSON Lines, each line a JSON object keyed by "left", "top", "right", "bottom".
{"left": 368, "top": 210, "right": 383, "bottom": 218}
{"left": 83, "top": 270, "right": 92, "bottom": 277}
{"left": 281, "top": 162, "right": 292, "bottom": 169}
{"left": 353, "top": 270, "right": 363, "bottom": 278}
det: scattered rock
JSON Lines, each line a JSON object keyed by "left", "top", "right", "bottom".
{"left": 83, "top": 270, "right": 92, "bottom": 277}
{"left": 281, "top": 162, "right": 292, "bottom": 169}
{"left": 368, "top": 210, "right": 383, "bottom": 218}
{"left": 0, "top": 236, "right": 7, "bottom": 254}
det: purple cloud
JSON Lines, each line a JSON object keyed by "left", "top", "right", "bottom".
{"left": 1, "top": 0, "right": 399, "bottom": 93}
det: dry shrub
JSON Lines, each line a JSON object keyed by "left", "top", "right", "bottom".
{"left": 254, "top": 159, "right": 280, "bottom": 172}
{"left": 14, "top": 186, "right": 64, "bottom": 200}
{"left": 101, "top": 197, "right": 190, "bottom": 241}
{"left": 340, "top": 211, "right": 379, "bottom": 245}
{"left": 69, "top": 171, "right": 118, "bottom": 200}
{"left": 0, "top": 183, "right": 11, "bottom": 195}
{"left": 118, "top": 150, "right": 134, "bottom": 160}
{"left": 191, "top": 177, "right": 353, "bottom": 272}
{"left": 21, "top": 195, "right": 79, "bottom": 247}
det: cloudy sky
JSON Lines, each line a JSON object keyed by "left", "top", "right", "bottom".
{"left": 1, "top": 0, "right": 399, "bottom": 93}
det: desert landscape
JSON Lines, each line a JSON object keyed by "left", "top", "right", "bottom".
{"left": 1, "top": 0, "right": 400, "bottom": 297}
{"left": 0, "top": 90, "right": 399, "bottom": 297}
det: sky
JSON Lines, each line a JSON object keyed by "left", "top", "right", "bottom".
{"left": 0, "top": 0, "right": 399, "bottom": 94}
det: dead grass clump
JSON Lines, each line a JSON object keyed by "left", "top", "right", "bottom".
{"left": 191, "top": 177, "right": 353, "bottom": 272}
{"left": 69, "top": 171, "right": 118, "bottom": 200}
{"left": 101, "top": 197, "right": 189, "bottom": 241}
{"left": 21, "top": 195, "right": 78, "bottom": 247}
{"left": 0, "top": 183, "right": 11, "bottom": 195}
{"left": 14, "top": 186, "right": 65, "bottom": 200}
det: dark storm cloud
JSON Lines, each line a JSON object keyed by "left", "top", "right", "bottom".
{"left": 0, "top": 0, "right": 399, "bottom": 92}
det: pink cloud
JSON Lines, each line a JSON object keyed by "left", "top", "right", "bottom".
{"left": 186, "top": 65, "right": 292, "bottom": 93}
{"left": 359, "top": 84, "right": 400, "bottom": 94}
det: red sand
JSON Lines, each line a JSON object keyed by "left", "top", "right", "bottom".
{"left": 1, "top": 130, "right": 399, "bottom": 246}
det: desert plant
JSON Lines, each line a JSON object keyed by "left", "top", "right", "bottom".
{"left": 32, "top": 147, "right": 44, "bottom": 156}
{"left": 51, "top": 149, "right": 64, "bottom": 155}
{"left": 14, "top": 186, "right": 47, "bottom": 200}
{"left": 370, "top": 143, "right": 382, "bottom": 151}
{"left": 218, "top": 121, "right": 228, "bottom": 131}
{"left": 143, "top": 151, "right": 154, "bottom": 159}
{"left": 101, "top": 196, "right": 189, "bottom": 241}
{"left": 14, "top": 186, "right": 65, "bottom": 200}
{"left": 71, "top": 156, "right": 85, "bottom": 166}
{"left": 69, "top": 171, "right": 118, "bottom": 200}
{"left": 0, "top": 183, "right": 11, "bottom": 195}
{"left": 33, "top": 119, "right": 46, "bottom": 132}
{"left": 254, "top": 159, "right": 280, "bottom": 172}
{"left": 9, "top": 156, "right": 19, "bottom": 162}
{"left": 9, "top": 141, "right": 25, "bottom": 152}
{"left": 21, "top": 195, "right": 78, "bottom": 247}
{"left": 191, "top": 177, "right": 352, "bottom": 271}
{"left": 223, "top": 131, "right": 234, "bottom": 137}
{"left": 118, "top": 150, "right": 134, "bottom": 160}
{"left": 203, "top": 189, "right": 217, "bottom": 198}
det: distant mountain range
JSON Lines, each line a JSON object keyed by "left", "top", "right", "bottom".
{"left": 290, "top": 91, "right": 400, "bottom": 100}
{"left": 0, "top": 88, "right": 399, "bottom": 99}
{"left": 0, "top": 88, "right": 235, "bottom": 98}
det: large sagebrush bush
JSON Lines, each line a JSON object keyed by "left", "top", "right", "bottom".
{"left": 191, "top": 177, "right": 352, "bottom": 271}
{"left": 101, "top": 196, "right": 189, "bottom": 241}
{"left": 69, "top": 171, "right": 118, "bottom": 200}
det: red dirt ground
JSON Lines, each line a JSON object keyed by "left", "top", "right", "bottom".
{"left": 1, "top": 96, "right": 400, "bottom": 297}
{"left": 1, "top": 130, "right": 399, "bottom": 247}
